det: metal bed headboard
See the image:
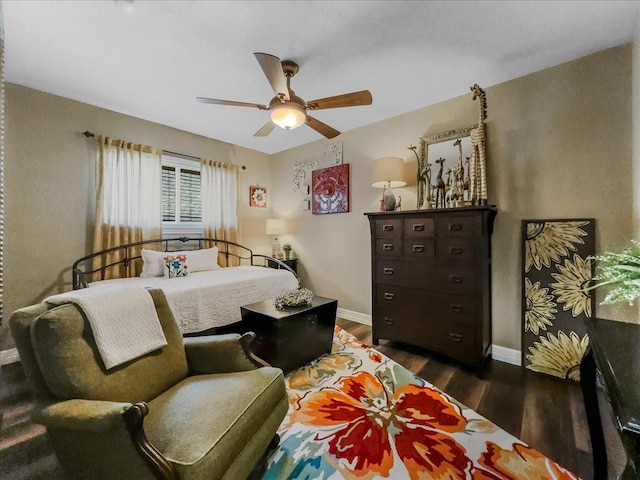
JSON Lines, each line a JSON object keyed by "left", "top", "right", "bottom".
{"left": 72, "top": 237, "right": 297, "bottom": 289}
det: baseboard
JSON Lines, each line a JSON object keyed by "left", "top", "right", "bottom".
{"left": 336, "top": 308, "right": 372, "bottom": 326}
{"left": 1, "top": 348, "right": 20, "bottom": 366}
{"left": 491, "top": 345, "right": 522, "bottom": 366}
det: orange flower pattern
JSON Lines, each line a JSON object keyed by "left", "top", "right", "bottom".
{"left": 474, "top": 442, "right": 581, "bottom": 479}
{"left": 291, "top": 371, "right": 470, "bottom": 479}
{"left": 264, "top": 327, "right": 581, "bottom": 480}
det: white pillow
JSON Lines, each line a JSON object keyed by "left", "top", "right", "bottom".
{"left": 186, "top": 247, "right": 220, "bottom": 272}
{"left": 140, "top": 246, "right": 220, "bottom": 277}
{"left": 140, "top": 249, "right": 166, "bottom": 277}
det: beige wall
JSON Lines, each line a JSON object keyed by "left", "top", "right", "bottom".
{"left": 2, "top": 43, "right": 636, "bottom": 354}
{"left": 2, "top": 85, "right": 271, "bottom": 349}
{"left": 271, "top": 44, "right": 637, "bottom": 352}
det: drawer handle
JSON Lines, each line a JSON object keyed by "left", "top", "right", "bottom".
{"left": 448, "top": 246, "right": 463, "bottom": 255}
{"left": 383, "top": 243, "right": 394, "bottom": 251}
{"left": 412, "top": 244, "right": 425, "bottom": 252}
{"left": 382, "top": 224, "right": 394, "bottom": 231}
{"left": 383, "top": 267, "right": 394, "bottom": 275}
{"left": 384, "top": 317, "right": 394, "bottom": 325}
{"left": 449, "top": 332, "right": 463, "bottom": 342}
{"left": 384, "top": 292, "right": 395, "bottom": 300}
{"left": 448, "top": 223, "right": 463, "bottom": 231}
{"left": 450, "top": 304, "right": 463, "bottom": 313}
{"left": 449, "top": 275, "right": 462, "bottom": 283}
{"left": 412, "top": 224, "right": 425, "bottom": 231}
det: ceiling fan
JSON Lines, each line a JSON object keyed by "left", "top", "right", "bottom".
{"left": 197, "top": 52, "right": 373, "bottom": 139}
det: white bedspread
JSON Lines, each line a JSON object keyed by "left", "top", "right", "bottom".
{"left": 89, "top": 266, "right": 298, "bottom": 333}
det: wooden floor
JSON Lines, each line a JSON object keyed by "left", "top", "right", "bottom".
{"left": 0, "top": 318, "right": 627, "bottom": 479}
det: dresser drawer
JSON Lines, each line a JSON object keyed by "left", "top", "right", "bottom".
{"left": 434, "top": 266, "right": 475, "bottom": 295}
{"left": 403, "top": 239, "right": 436, "bottom": 260}
{"left": 373, "top": 308, "right": 420, "bottom": 345}
{"left": 436, "top": 215, "right": 479, "bottom": 237}
{"left": 376, "top": 261, "right": 438, "bottom": 289}
{"left": 376, "top": 239, "right": 402, "bottom": 258}
{"left": 427, "top": 292, "right": 475, "bottom": 325}
{"left": 375, "top": 260, "right": 406, "bottom": 286}
{"left": 375, "top": 285, "right": 425, "bottom": 313}
{"left": 403, "top": 217, "right": 435, "bottom": 237}
{"left": 375, "top": 218, "right": 402, "bottom": 237}
{"left": 376, "top": 285, "right": 475, "bottom": 325}
{"left": 437, "top": 238, "right": 475, "bottom": 263}
{"left": 423, "top": 322, "right": 477, "bottom": 365}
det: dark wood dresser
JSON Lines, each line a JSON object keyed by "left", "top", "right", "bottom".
{"left": 366, "top": 206, "right": 497, "bottom": 367}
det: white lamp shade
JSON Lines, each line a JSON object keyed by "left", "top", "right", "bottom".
{"left": 372, "top": 157, "right": 407, "bottom": 188}
{"left": 270, "top": 103, "right": 306, "bottom": 130}
{"left": 266, "top": 218, "right": 286, "bottom": 235}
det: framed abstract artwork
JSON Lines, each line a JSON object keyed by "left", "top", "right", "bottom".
{"left": 249, "top": 185, "right": 267, "bottom": 208}
{"left": 521, "top": 218, "right": 595, "bottom": 382}
{"left": 311, "top": 164, "right": 350, "bottom": 214}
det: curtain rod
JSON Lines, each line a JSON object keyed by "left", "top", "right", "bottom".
{"left": 82, "top": 131, "right": 246, "bottom": 170}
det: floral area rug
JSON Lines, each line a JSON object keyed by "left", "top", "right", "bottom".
{"left": 263, "top": 326, "right": 581, "bottom": 480}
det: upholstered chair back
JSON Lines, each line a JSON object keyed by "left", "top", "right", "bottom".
{"left": 10, "top": 289, "right": 189, "bottom": 404}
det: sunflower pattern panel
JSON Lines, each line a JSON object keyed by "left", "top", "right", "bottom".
{"left": 522, "top": 219, "right": 595, "bottom": 382}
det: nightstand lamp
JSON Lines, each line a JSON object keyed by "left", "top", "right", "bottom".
{"left": 372, "top": 157, "right": 406, "bottom": 211}
{"left": 266, "top": 218, "right": 286, "bottom": 257}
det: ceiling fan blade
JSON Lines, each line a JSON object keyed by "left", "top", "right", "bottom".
{"left": 306, "top": 90, "right": 372, "bottom": 110}
{"left": 254, "top": 121, "right": 276, "bottom": 137}
{"left": 196, "top": 97, "right": 267, "bottom": 109}
{"left": 306, "top": 115, "right": 340, "bottom": 139}
{"left": 254, "top": 52, "right": 290, "bottom": 101}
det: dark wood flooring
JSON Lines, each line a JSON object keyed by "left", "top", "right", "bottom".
{"left": 0, "top": 318, "right": 627, "bottom": 479}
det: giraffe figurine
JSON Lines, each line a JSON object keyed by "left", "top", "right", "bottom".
{"left": 434, "top": 158, "right": 446, "bottom": 208}
{"left": 453, "top": 138, "right": 469, "bottom": 203}
{"left": 463, "top": 155, "right": 471, "bottom": 201}
{"left": 469, "top": 83, "right": 488, "bottom": 205}
{"left": 408, "top": 144, "right": 431, "bottom": 209}
{"left": 453, "top": 138, "right": 463, "bottom": 171}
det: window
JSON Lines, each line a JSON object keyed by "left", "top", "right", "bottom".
{"left": 162, "top": 154, "right": 202, "bottom": 236}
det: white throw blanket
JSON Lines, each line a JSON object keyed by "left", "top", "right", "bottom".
{"left": 45, "top": 285, "right": 167, "bottom": 370}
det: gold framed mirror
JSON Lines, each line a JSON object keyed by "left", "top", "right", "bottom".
{"left": 416, "top": 125, "right": 476, "bottom": 209}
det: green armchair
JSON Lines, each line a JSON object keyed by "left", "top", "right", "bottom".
{"left": 9, "top": 289, "right": 288, "bottom": 480}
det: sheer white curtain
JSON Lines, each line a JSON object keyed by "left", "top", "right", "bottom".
{"left": 93, "top": 136, "right": 162, "bottom": 277}
{"left": 200, "top": 159, "right": 239, "bottom": 263}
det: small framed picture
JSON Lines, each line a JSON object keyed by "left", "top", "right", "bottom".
{"left": 249, "top": 185, "right": 267, "bottom": 208}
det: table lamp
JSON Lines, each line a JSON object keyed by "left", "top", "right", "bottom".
{"left": 372, "top": 157, "right": 407, "bottom": 211}
{"left": 266, "top": 219, "right": 286, "bottom": 257}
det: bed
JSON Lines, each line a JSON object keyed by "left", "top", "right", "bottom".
{"left": 72, "top": 237, "right": 300, "bottom": 334}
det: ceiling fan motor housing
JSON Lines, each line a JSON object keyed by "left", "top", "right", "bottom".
{"left": 281, "top": 60, "right": 299, "bottom": 78}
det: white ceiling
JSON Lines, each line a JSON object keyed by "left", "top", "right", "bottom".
{"left": 4, "top": 1, "right": 640, "bottom": 155}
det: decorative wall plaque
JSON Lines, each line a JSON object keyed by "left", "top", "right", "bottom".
{"left": 322, "top": 142, "right": 343, "bottom": 167}
{"left": 311, "top": 164, "right": 350, "bottom": 214}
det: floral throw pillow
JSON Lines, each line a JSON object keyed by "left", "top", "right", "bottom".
{"left": 163, "top": 254, "right": 189, "bottom": 278}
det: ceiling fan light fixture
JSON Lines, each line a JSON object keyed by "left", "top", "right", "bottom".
{"left": 270, "top": 102, "right": 306, "bottom": 130}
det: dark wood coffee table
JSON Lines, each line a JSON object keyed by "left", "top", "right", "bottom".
{"left": 240, "top": 296, "right": 338, "bottom": 372}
